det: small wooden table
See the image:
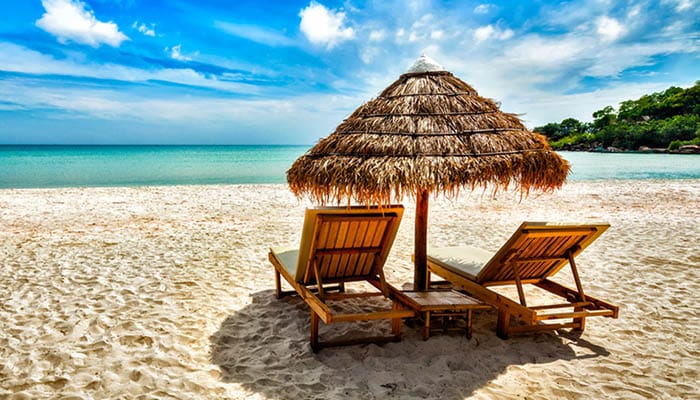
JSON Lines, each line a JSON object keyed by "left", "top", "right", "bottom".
{"left": 402, "top": 290, "right": 491, "bottom": 340}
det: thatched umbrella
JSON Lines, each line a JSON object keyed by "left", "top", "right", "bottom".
{"left": 287, "top": 55, "right": 570, "bottom": 290}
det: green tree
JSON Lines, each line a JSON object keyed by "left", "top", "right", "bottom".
{"left": 540, "top": 82, "right": 700, "bottom": 151}
{"left": 534, "top": 122, "right": 563, "bottom": 140}
{"left": 659, "top": 114, "right": 700, "bottom": 144}
{"left": 560, "top": 118, "right": 584, "bottom": 136}
{"left": 592, "top": 106, "right": 616, "bottom": 130}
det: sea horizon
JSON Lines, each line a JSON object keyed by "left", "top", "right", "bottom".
{"left": 1, "top": 144, "right": 699, "bottom": 189}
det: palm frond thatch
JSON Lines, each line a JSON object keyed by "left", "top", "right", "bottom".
{"left": 288, "top": 67, "right": 570, "bottom": 205}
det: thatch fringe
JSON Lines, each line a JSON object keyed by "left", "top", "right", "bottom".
{"left": 287, "top": 71, "right": 570, "bottom": 205}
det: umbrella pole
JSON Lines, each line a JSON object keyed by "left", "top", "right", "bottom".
{"left": 414, "top": 189, "right": 429, "bottom": 291}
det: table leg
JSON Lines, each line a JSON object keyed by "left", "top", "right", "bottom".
{"left": 466, "top": 309, "right": 473, "bottom": 339}
{"left": 423, "top": 311, "right": 431, "bottom": 340}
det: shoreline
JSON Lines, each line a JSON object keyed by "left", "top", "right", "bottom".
{"left": 1, "top": 181, "right": 698, "bottom": 399}
{"left": 1, "top": 176, "right": 699, "bottom": 191}
{"left": 555, "top": 146, "right": 700, "bottom": 154}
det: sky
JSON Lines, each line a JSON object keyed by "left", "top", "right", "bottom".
{"left": 0, "top": 0, "right": 698, "bottom": 144}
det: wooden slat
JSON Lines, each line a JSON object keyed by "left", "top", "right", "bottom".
{"left": 520, "top": 260, "right": 546, "bottom": 279}
{"left": 535, "top": 309, "right": 615, "bottom": 321}
{"left": 344, "top": 220, "right": 362, "bottom": 277}
{"left": 482, "top": 278, "right": 542, "bottom": 287}
{"left": 323, "top": 292, "right": 385, "bottom": 300}
{"left": 360, "top": 220, "right": 382, "bottom": 276}
{"left": 356, "top": 220, "right": 371, "bottom": 272}
{"left": 508, "top": 322, "right": 580, "bottom": 333}
{"left": 540, "top": 236, "right": 561, "bottom": 256}
{"left": 324, "top": 222, "right": 341, "bottom": 278}
{"left": 315, "top": 246, "right": 382, "bottom": 256}
{"left": 521, "top": 228, "right": 597, "bottom": 239}
{"left": 333, "top": 220, "right": 349, "bottom": 278}
{"left": 530, "top": 301, "right": 592, "bottom": 310}
{"left": 331, "top": 309, "right": 415, "bottom": 323}
{"left": 317, "top": 219, "right": 331, "bottom": 248}
{"left": 526, "top": 237, "right": 549, "bottom": 258}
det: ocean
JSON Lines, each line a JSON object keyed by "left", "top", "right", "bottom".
{"left": 0, "top": 145, "right": 698, "bottom": 189}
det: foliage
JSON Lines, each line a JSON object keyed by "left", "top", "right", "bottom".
{"left": 535, "top": 81, "right": 700, "bottom": 151}
{"left": 669, "top": 137, "right": 700, "bottom": 151}
{"left": 550, "top": 132, "right": 595, "bottom": 148}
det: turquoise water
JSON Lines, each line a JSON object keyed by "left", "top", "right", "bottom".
{"left": 0, "top": 146, "right": 698, "bottom": 189}
{"left": 0, "top": 145, "right": 307, "bottom": 188}
{"left": 561, "top": 151, "right": 700, "bottom": 180}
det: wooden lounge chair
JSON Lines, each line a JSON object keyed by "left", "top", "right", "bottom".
{"left": 426, "top": 222, "right": 619, "bottom": 339}
{"left": 269, "top": 205, "right": 415, "bottom": 352}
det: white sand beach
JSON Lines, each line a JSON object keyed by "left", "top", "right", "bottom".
{"left": 1, "top": 180, "right": 699, "bottom": 399}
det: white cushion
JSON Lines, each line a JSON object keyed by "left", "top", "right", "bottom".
{"left": 428, "top": 245, "right": 492, "bottom": 280}
{"left": 270, "top": 247, "right": 299, "bottom": 278}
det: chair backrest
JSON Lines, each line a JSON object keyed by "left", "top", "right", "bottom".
{"left": 476, "top": 222, "right": 609, "bottom": 284}
{"left": 294, "top": 205, "right": 404, "bottom": 284}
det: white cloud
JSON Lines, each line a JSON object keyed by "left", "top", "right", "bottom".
{"left": 35, "top": 0, "right": 128, "bottom": 47}
{"left": 167, "top": 44, "right": 191, "bottom": 61}
{"left": 627, "top": 5, "right": 641, "bottom": 18}
{"left": 676, "top": 0, "right": 693, "bottom": 11}
{"left": 473, "top": 25, "right": 513, "bottom": 43}
{"left": 474, "top": 4, "right": 494, "bottom": 14}
{"left": 435, "top": 16, "right": 699, "bottom": 127}
{"left": 299, "top": 2, "right": 354, "bottom": 49}
{"left": 596, "top": 16, "right": 625, "bottom": 42}
{"left": 133, "top": 21, "right": 155, "bottom": 37}
{"left": 502, "top": 35, "right": 587, "bottom": 70}
{"left": 474, "top": 25, "right": 495, "bottom": 43}
{"left": 0, "top": 43, "right": 254, "bottom": 94}
{"left": 431, "top": 30, "right": 444, "bottom": 40}
{"left": 0, "top": 73, "right": 356, "bottom": 144}
{"left": 500, "top": 29, "right": 514, "bottom": 40}
{"left": 215, "top": 21, "right": 295, "bottom": 47}
{"left": 369, "top": 29, "right": 386, "bottom": 42}
{"left": 360, "top": 47, "right": 379, "bottom": 64}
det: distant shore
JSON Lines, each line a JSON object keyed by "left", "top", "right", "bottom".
{"left": 556, "top": 144, "right": 700, "bottom": 154}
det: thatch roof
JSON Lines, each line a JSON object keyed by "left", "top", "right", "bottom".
{"left": 288, "top": 56, "right": 570, "bottom": 205}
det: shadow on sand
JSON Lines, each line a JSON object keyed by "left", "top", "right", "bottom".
{"left": 210, "top": 289, "right": 609, "bottom": 399}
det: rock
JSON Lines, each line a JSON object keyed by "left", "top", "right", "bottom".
{"left": 678, "top": 144, "right": 700, "bottom": 154}
{"left": 639, "top": 146, "right": 668, "bottom": 153}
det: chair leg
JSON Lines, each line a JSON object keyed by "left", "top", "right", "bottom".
{"left": 466, "top": 309, "right": 473, "bottom": 339}
{"left": 310, "top": 311, "right": 320, "bottom": 353}
{"left": 573, "top": 306, "right": 586, "bottom": 332}
{"left": 391, "top": 302, "right": 402, "bottom": 339}
{"left": 497, "top": 309, "right": 510, "bottom": 340}
{"left": 274, "top": 269, "right": 282, "bottom": 299}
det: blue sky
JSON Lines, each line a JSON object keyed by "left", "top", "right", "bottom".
{"left": 0, "top": 0, "right": 698, "bottom": 144}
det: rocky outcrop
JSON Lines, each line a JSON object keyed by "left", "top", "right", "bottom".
{"left": 638, "top": 146, "right": 669, "bottom": 153}
{"left": 554, "top": 143, "right": 699, "bottom": 154}
{"left": 677, "top": 144, "right": 700, "bottom": 154}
